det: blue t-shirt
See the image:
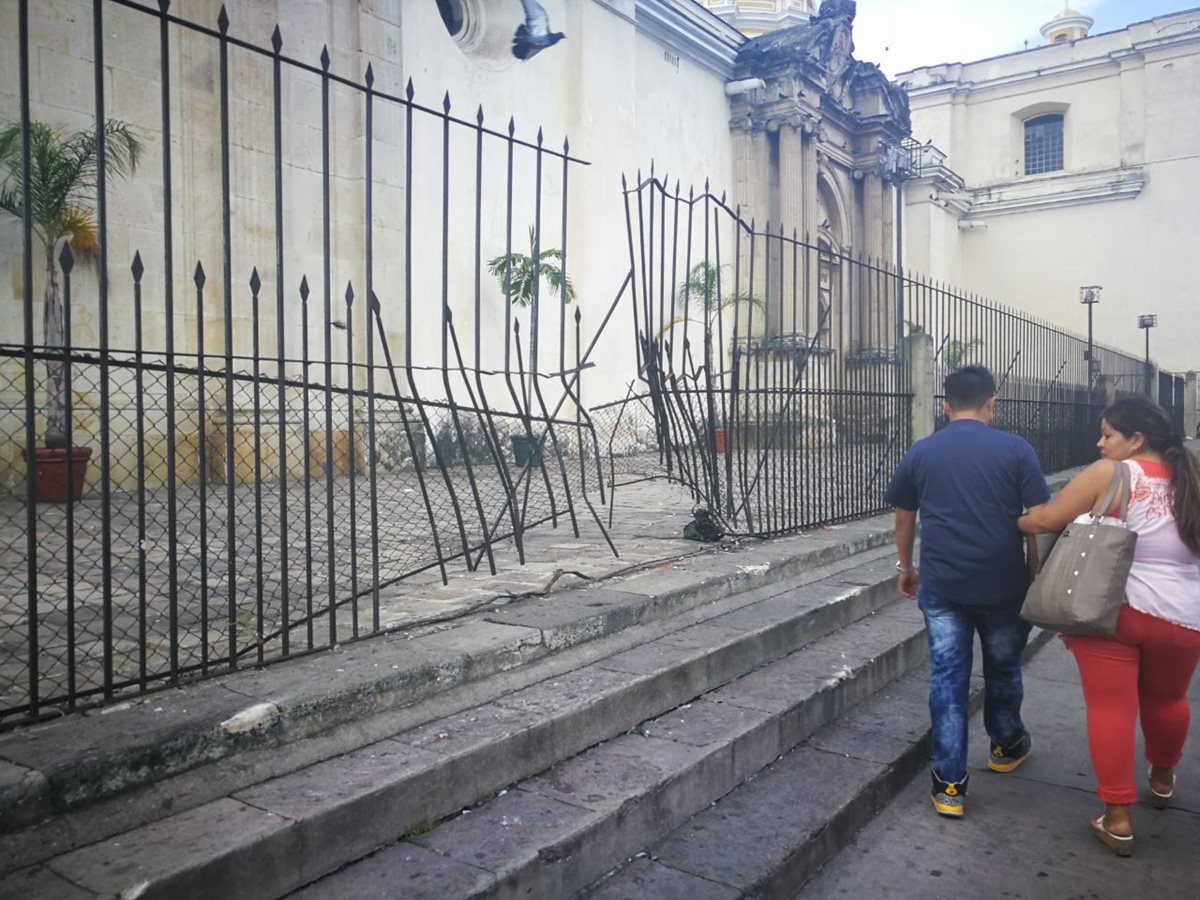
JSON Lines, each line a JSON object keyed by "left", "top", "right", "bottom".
{"left": 885, "top": 419, "right": 1050, "bottom": 606}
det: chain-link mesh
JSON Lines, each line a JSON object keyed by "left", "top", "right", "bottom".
{"left": 0, "top": 345, "right": 612, "bottom": 720}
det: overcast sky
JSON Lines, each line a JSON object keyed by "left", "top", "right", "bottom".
{"left": 849, "top": 0, "right": 1195, "bottom": 76}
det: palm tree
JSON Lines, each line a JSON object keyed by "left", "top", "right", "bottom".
{"left": 944, "top": 337, "right": 984, "bottom": 370}
{"left": 677, "top": 261, "right": 761, "bottom": 315}
{"left": 0, "top": 119, "right": 143, "bottom": 447}
{"left": 657, "top": 262, "right": 762, "bottom": 339}
{"left": 487, "top": 225, "right": 575, "bottom": 309}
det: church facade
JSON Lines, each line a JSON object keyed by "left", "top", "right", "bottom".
{"left": 897, "top": 6, "right": 1200, "bottom": 373}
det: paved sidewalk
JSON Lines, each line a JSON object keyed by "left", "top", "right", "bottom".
{"left": 799, "top": 638, "right": 1200, "bottom": 899}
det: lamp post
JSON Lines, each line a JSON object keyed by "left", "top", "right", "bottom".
{"left": 1139, "top": 314, "right": 1158, "bottom": 398}
{"left": 1080, "top": 286, "right": 1102, "bottom": 387}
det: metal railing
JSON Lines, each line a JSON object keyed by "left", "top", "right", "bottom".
{"left": 1, "top": 0, "right": 616, "bottom": 725}
{"left": 907, "top": 280, "right": 1149, "bottom": 472}
{"left": 619, "top": 173, "right": 1151, "bottom": 538}
{"left": 621, "top": 173, "right": 911, "bottom": 537}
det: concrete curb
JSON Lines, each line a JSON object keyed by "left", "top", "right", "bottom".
{"left": 0, "top": 517, "right": 896, "bottom": 834}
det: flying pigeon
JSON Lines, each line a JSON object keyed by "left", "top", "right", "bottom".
{"left": 513, "top": 0, "right": 565, "bottom": 61}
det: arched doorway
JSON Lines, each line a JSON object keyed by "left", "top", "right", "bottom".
{"left": 815, "top": 174, "right": 846, "bottom": 349}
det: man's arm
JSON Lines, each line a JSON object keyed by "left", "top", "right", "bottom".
{"left": 894, "top": 507, "right": 919, "bottom": 600}
{"left": 884, "top": 454, "right": 920, "bottom": 600}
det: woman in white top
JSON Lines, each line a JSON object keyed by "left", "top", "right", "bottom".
{"left": 1019, "top": 395, "right": 1200, "bottom": 857}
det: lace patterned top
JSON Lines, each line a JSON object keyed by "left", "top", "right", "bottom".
{"left": 1123, "top": 459, "right": 1200, "bottom": 632}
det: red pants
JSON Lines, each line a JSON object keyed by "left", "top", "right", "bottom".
{"left": 1066, "top": 606, "right": 1200, "bottom": 804}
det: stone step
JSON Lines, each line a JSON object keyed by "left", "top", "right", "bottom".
{"left": 577, "top": 628, "right": 1054, "bottom": 900}
{"left": 0, "top": 544, "right": 897, "bottom": 876}
{"left": 0, "top": 549, "right": 906, "bottom": 900}
{"left": 0, "top": 517, "right": 894, "bottom": 845}
{"left": 284, "top": 598, "right": 931, "bottom": 900}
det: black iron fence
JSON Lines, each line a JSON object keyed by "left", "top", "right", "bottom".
{"left": 620, "top": 173, "right": 1151, "bottom": 538}
{"left": 908, "top": 282, "right": 1150, "bottom": 473}
{"left": 1161, "top": 370, "right": 1186, "bottom": 436}
{"left": 621, "top": 174, "right": 910, "bottom": 537}
{"left": 1, "top": 0, "right": 618, "bottom": 725}
{"left": 0, "top": 0, "right": 1169, "bottom": 727}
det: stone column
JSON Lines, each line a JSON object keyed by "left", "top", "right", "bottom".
{"left": 1185, "top": 371, "right": 1198, "bottom": 438}
{"left": 1116, "top": 52, "right": 1147, "bottom": 168}
{"left": 731, "top": 123, "right": 772, "bottom": 391}
{"left": 905, "top": 332, "right": 935, "bottom": 443}
{"left": 860, "top": 172, "right": 888, "bottom": 354}
{"left": 778, "top": 122, "right": 806, "bottom": 336}
{"left": 802, "top": 131, "right": 821, "bottom": 343}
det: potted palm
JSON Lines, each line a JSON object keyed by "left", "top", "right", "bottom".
{"left": 0, "top": 119, "right": 143, "bottom": 501}
{"left": 943, "top": 337, "right": 984, "bottom": 370}
{"left": 905, "top": 322, "right": 984, "bottom": 371}
{"left": 670, "top": 262, "right": 761, "bottom": 453}
{"left": 487, "top": 225, "right": 575, "bottom": 468}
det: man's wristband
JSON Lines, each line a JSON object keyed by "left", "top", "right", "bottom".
{"left": 895, "top": 561, "right": 915, "bottom": 574}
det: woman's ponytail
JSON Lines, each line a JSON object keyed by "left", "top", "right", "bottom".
{"left": 1164, "top": 439, "right": 1200, "bottom": 556}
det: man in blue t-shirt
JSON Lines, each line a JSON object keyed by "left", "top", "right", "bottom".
{"left": 885, "top": 365, "right": 1049, "bottom": 818}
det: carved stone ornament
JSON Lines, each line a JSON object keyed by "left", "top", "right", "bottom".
{"left": 729, "top": 0, "right": 910, "bottom": 135}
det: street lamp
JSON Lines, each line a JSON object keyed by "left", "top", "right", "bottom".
{"left": 1080, "top": 286, "right": 1102, "bottom": 383}
{"left": 1138, "top": 314, "right": 1158, "bottom": 397}
{"left": 1138, "top": 314, "right": 1158, "bottom": 362}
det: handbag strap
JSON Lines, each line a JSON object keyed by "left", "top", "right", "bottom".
{"left": 1091, "top": 461, "right": 1131, "bottom": 522}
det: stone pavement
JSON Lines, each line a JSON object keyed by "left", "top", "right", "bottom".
{"left": 0, "top": 471, "right": 706, "bottom": 717}
{"left": 798, "top": 637, "right": 1200, "bottom": 900}
{"left": 1, "top": 436, "right": 899, "bottom": 720}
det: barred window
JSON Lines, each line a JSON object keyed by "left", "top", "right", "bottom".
{"left": 1024, "top": 114, "right": 1064, "bottom": 175}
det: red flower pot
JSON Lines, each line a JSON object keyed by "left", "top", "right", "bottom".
{"left": 26, "top": 446, "right": 93, "bottom": 503}
{"left": 709, "top": 426, "right": 727, "bottom": 454}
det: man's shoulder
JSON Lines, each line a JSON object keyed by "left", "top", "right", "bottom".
{"left": 994, "top": 429, "right": 1040, "bottom": 459}
{"left": 918, "top": 425, "right": 1040, "bottom": 466}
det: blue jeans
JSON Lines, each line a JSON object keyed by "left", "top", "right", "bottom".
{"left": 919, "top": 585, "right": 1032, "bottom": 783}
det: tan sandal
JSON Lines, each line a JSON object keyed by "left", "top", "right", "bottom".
{"left": 1148, "top": 766, "right": 1175, "bottom": 810}
{"left": 1091, "top": 815, "right": 1134, "bottom": 857}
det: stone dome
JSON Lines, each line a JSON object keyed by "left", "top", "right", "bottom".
{"left": 702, "top": 1, "right": 815, "bottom": 37}
{"left": 1040, "top": 4, "right": 1094, "bottom": 45}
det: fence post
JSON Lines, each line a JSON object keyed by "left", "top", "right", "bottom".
{"left": 906, "top": 332, "right": 935, "bottom": 444}
{"left": 1185, "top": 371, "right": 1198, "bottom": 439}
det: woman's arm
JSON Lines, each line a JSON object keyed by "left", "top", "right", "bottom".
{"left": 1018, "top": 460, "right": 1115, "bottom": 534}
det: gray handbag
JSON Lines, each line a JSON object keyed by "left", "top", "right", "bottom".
{"left": 1020, "top": 461, "right": 1137, "bottom": 636}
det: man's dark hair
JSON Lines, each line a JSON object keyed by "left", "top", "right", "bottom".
{"left": 944, "top": 365, "right": 996, "bottom": 411}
